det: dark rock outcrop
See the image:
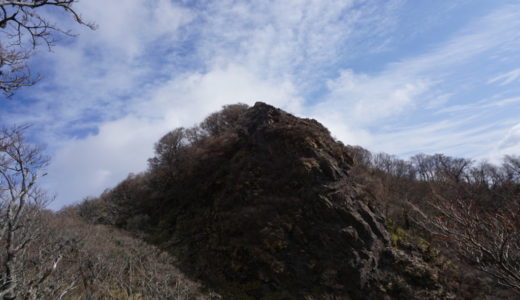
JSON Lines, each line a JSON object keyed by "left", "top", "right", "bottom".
{"left": 147, "top": 103, "right": 440, "bottom": 298}
{"left": 93, "top": 102, "right": 446, "bottom": 298}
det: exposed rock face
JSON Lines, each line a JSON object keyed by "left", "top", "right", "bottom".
{"left": 160, "top": 103, "right": 397, "bottom": 298}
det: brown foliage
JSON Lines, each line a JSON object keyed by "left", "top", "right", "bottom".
{"left": 76, "top": 103, "right": 520, "bottom": 298}
{"left": 79, "top": 103, "right": 451, "bottom": 299}
{"left": 349, "top": 146, "right": 520, "bottom": 297}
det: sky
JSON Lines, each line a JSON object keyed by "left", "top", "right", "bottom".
{"left": 1, "top": 0, "right": 520, "bottom": 209}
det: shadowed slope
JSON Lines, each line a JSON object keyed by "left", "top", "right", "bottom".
{"left": 81, "top": 103, "right": 446, "bottom": 299}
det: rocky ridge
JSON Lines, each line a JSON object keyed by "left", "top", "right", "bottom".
{"left": 150, "top": 103, "right": 444, "bottom": 298}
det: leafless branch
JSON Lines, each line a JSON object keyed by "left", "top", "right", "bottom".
{"left": 0, "top": 124, "right": 53, "bottom": 298}
{"left": 0, "top": 0, "right": 95, "bottom": 96}
{"left": 417, "top": 181, "right": 520, "bottom": 293}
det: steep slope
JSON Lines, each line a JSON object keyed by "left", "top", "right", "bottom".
{"left": 155, "top": 103, "right": 448, "bottom": 298}
{"left": 82, "top": 103, "right": 446, "bottom": 299}
{"left": 167, "top": 103, "right": 390, "bottom": 297}
{"left": 7, "top": 209, "right": 210, "bottom": 299}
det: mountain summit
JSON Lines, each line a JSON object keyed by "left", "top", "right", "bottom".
{"left": 84, "top": 102, "right": 445, "bottom": 298}
{"left": 170, "top": 102, "right": 391, "bottom": 296}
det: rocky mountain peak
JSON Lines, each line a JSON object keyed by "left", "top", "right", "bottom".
{"left": 154, "top": 103, "right": 408, "bottom": 298}
{"left": 91, "top": 103, "right": 446, "bottom": 299}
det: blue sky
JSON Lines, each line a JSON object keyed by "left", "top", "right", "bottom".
{"left": 1, "top": 0, "right": 520, "bottom": 209}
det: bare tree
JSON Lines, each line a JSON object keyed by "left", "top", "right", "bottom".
{"left": 0, "top": 0, "right": 95, "bottom": 96}
{"left": 149, "top": 128, "right": 188, "bottom": 170}
{"left": 0, "top": 124, "right": 51, "bottom": 299}
{"left": 504, "top": 155, "right": 520, "bottom": 182}
{"left": 19, "top": 208, "right": 212, "bottom": 299}
{"left": 200, "top": 103, "right": 249, "bottom": 136}
{"left": 419, "top": 169, "right": 520, "bottom": 293}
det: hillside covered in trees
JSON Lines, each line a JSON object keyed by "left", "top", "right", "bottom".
{"left": 1, "top": 1, "right": 520, "bottom": 299}
{"left": 1, "top": 103, "right": 519, "bottom": 299}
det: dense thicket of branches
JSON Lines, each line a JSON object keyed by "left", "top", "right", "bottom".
{"left": 348, "top": 147, "right": 520, "bottom": 296}
{"left": 0, "top": 0, "right": 95, "bottom": 96}
{"left": 0, "top": 126, "right": 210, "bottom": 299}
{"left": 15, "top": 208, "right": 209, "bottom": 299}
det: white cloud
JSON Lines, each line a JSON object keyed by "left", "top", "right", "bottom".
{"left": 44, "top": 116, "right": 166, "bottom": 209}
{"left": 315, "top": 69, "right": 431, "bottom": 125}
{"left": 308, "top": 3, "right": 520, "bottom": 157}
{"left": 6, "top": 1, "right": 520, "bottom": 209}
{"left": 497, "top": 123, "right": 520, "bottom": 151}
{"left": 44, "top": 63, "right": 303, "bottom": 208}
{"left": 74, "top": 0, "right": 194, "bottom": 59}
{"left": 372, "top": 119, "right": 510, "bottom": 158}
{"left": 12, "top": 0, "right": 195, "bottom": 133}
{"left": 29, "top": 0, "right": 407, "bottom": 207}
{"left": 17, "top": 0, "right": 401, "bottom": 141}
{"left": 488, "top": 68, "right": 520, "bottom": 86}
{"left": 389, "top": 4, "right": 520, "bottom": 76}
{"left": 485, "top": 123, "right": 520, "bottom": 163}
{"left": 195, "top": 0, "right": 403, "bottom": 88}
{"left": 424, "top": 93, "right": 453, "bottom": 110}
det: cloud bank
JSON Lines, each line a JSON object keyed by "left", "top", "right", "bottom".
{"left": 1, "top": 1, "right": 520, "bottom": 208}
